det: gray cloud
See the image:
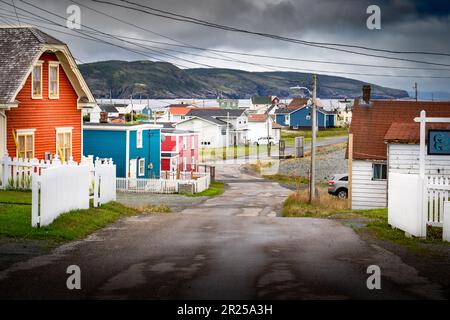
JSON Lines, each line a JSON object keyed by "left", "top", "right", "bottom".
{"left": 1, "top": 0, "right": 449, "bottom": 93}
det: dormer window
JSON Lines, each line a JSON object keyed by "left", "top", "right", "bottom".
{"left": 48, "top": 62, "right": 59, "bottom": 99}
{"left": 32, "top": 62, "right": 43, "bottom": 99}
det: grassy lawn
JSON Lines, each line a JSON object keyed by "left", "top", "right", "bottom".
{"left": 282, "top": 127, "right": 348, "bottom": 146}
{"left": 185, "top": 181, "right": 226, "bottom": 197}
{"left": 0, "top": 190, "right": 143, "bottom": 244}
{"left": 282, "top": 187, "right": 447, "bottom": 250}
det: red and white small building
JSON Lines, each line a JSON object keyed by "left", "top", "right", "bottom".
{"left": 160, "top": 129, "right": 199, "bottom": 174}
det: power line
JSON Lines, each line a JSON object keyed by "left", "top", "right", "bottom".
{"left": 11, "top": 0, "right": 20, "bottom": 25}
{"left": 6, "top": 1, "right": 450, "bottom": 79}
{"left": 91, "top": 0, "right": 450, "bottom": 67}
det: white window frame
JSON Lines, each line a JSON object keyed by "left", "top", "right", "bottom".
{"left": 138, "top": 158, "right": 145, "bottom": 176}
{"left": 191, "top": 156, "right": 196, "bottom": 170}
{"left": 48, "top": 61, "right": 60, "bottom": 99}
{"left": 16, "top": 129, "right": 36, "bottom": 159}
{"left": 372, "top": 162, "right": 387, "bottom": 181}
{"left": 285, "top": 114, "right": 290, "bottom": 124}
{"left": 55, "top": 127, "right": 73, "bottom": 161}
{"left": 136, "top": 129, "right": 143, "bottom": 148}
{"left": 31, "top": 61, "right": 43, "bottom": 99}
{"left": 182, "top": 136, "right": 187, "bottom": 150}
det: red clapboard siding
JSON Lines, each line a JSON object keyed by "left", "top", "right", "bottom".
{"left": 5, "top": 52, "right": 82, "bottom": 162}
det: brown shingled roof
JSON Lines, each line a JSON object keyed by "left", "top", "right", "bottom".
{"left": 384, "top": 122, "right": 450, "bottom": 144}
{"left": 248, "top": 114, "right": 268, "bottom": 122}
{"left": 349, "top": 100, "right": 450, "bottom": 160}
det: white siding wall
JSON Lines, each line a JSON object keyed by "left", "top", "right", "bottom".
{"left": 388, "top": 143, "right": 450, "bottom": 176}
{"left": 176, "top": 119, "right": 225, "bottom": 148}
{"left": 352, "top": 160, "right": 387, "bottom": 209}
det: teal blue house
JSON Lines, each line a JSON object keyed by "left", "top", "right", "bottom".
{"left": 83, "top": 123, "right": 162, "bottom": 178}
{"left": 275, "top": 105, "right": 336, "bottom": 129}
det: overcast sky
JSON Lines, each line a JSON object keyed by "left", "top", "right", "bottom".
{"left": 1, "top": 0, "right": 450, "bottom": 94}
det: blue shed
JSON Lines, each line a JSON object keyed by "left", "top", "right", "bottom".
{"left": 275, "top": 106, "right": 336, "bottom": 129}
{"left": 83, "top": 123, "right": 162, "bottom": 178}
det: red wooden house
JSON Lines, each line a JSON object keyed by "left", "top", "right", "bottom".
{"left": 161, "top": 129, "right": 199, "bottom": 173}
{"left": 0, "top": 27, "right": 95, "bottom": 163}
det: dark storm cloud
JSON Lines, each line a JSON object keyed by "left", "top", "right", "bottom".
{"left": 1, "top": 0, "right": 449, "bottom": 92}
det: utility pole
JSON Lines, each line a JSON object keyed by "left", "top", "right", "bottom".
{"left": 130, "top": 94, "right": 133, "bottom": 123}
{"left": 414, "top": 82, "right": 418, "bottom": 101}
{"left": 309, "top": 74, "right": 317, "bottom": 203}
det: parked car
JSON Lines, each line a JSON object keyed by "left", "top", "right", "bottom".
{"left": 328, "top": 174, "right": 348, "bottom": 199}
{"left": 256, "top": 136, "right": 279, "bottom": 145}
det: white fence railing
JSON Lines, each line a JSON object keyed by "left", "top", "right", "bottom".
{"left": 426, "top": 176, "right": 450, "bottom": 226}
{"left": 117, "top": 172, "right": 210, "bottom": 194}
{"left": 388, "top": 173, "right": 450, "bottom": 239}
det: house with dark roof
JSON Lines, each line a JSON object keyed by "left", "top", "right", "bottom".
{"left": 250, "top": 95, "right": 279, "bottom": 112}
{"left": 349, "top": 89, "right": 450, "bottom": 209}
{"left": 275, "top": 98, "right": 336, "bottom": 129}
{"left": 175, "top": 108, "right": 248, "bottom": 147}
{"left": 0, "top": 27, "right": 95, "bottom": 163}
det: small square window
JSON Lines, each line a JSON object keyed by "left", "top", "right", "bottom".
{"left": 373, "top": 163, "right": 387, "bottom": 180}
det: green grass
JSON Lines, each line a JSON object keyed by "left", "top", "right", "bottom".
{"left": 0, "top": 190, "right": 141, "bottom": 243}
{"left": 281, "top": 127, "right": 348, "bottom": 146}
{"left": 0, "top": 190, "right": 32, "bottom": 204}
{"left": 281, "top": 191, "right": 448, "bottom": 249}
{"left": 185, "top": 181, "right": 226, "bottom": 197}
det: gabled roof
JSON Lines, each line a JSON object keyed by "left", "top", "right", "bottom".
{"left": 248, "top": 114, "right": 269, "bottom": 122}
{"left": 0, "top": 27, "right": 95, "bottom": 107}
{"left": 99, "top": 104, "right": 119, "bottom": 113}
{"left": 187, "top": 108, "right": 245, "bottom": 118}
{"left": 288, "top": 98, "right": 309, "bottom": 110}
{"left": 176, "top": 115, "right": 227, "bottom": 127}
{"left": 168, "top": 106, "right": 191, "bottom": 116}
{"left": 251, "top": 96, "right": 272, "bottom": 105}
{"left": 350, "top": 100, "right": 450, "bottom": 160}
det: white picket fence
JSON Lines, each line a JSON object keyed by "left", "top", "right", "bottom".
{"left": 0, "top": 154, "right": 116, "bottom": 227}
{"left": 116, "top": 172, "right": 210, "bottom": 194}
{"left": 426, "top": 176, "right": 450, "bottom": 226}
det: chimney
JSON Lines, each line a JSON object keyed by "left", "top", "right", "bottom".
{"left": 100, "top": 112, "right": 108, "bottom": 123}
{"left": 362, "top": 85, "right": 371, "bottom": 103}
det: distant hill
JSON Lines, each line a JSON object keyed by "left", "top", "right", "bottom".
{"left": 79, "top": 60, "right": 409, "bottom": 100}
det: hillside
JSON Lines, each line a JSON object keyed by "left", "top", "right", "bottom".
{"left": 79, "top": 60, "right": 409, "bottom": 100}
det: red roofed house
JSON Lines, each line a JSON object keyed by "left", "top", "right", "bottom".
{"left": 159, "top": 104, "right": 192, "bottom": 123}
{"left": 349, "top": 86, "right": 450, "bottom": 209}
{"left": 0, "top": 27, "right": 95, "bottom": 164}
{"left": 247, "top": 113, "right": 281, "bottom": 144}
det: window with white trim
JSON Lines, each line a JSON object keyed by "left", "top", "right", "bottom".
{"left": 191, "top": 156, "right": 196, "bottom": 170}
{"left": 191, "top": 135, "right": 195, "bottom": 149}
{"left": 32, "top": 62, "right": 43, "bottom": 99}
{"left": 183, "top": 136, "right": 187, "bottom": 150}
{"left": 138, "top": 158, "right": 145, "bottom": 176}
{"left": 136, "top": 130, "right": 143, "bottom": 148}
{"left": 183, "top": 157, "right": 187, "bottom": 171}
{"left": 16, "top": 130, "right": 35, "bottom": 159}
{"left": 56, "top": 128, "right": 72, "bottom": 161}
{"left": 48, "top": 62, "right": 59, "bottom": 99}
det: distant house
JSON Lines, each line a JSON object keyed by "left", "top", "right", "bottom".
{"left": 83, "top": 123, "right": 162, "bottom": 179}
{"left": 275, "top": 98, "right": 336, "bottom": 129}
{"left": 247, "top": 113, "right": 281, "bottom": 144}
{"left": 175, "top": 108, "right": 248, "bottom": 147}
{"left": 251, "top": 96, "right": 279, "bottom": 112}
{"left": 160, "top": 129, "right": 199, "bottom": 173}
{"left": 0, "top": 27, "right": 96, "bottom": 163}
{"left": 349, "top": 87, "right": 450, "bottom": 209}
{"left": 158, "top": 104, "right": 192, "bottom": 123}
{"left": 90, "top": 104, "right": 120, "bottom": 123}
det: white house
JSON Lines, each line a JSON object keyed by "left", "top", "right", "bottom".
{"left": 175, "top": 108, "right": 248, "bottom": 147}
{"left": 246, "top": 113, "right": 281, "bottom": 144}
{"left": 158, "top": 104, "right": 192, "bottom": 123}
{"left": 349, "top": 88, "right": 450, "bottom": 210}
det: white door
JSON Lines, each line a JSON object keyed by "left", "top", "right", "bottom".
{"left": 129, "top": 159, "right": 137, "bottom": 178}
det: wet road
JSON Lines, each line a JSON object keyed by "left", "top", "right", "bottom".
{"left": 0, "top": 162, "right": 443, "bottom": 299}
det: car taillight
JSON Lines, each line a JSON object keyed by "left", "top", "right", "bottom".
{"left": 328, "top": 181, "right": 334, "bottom": 185}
